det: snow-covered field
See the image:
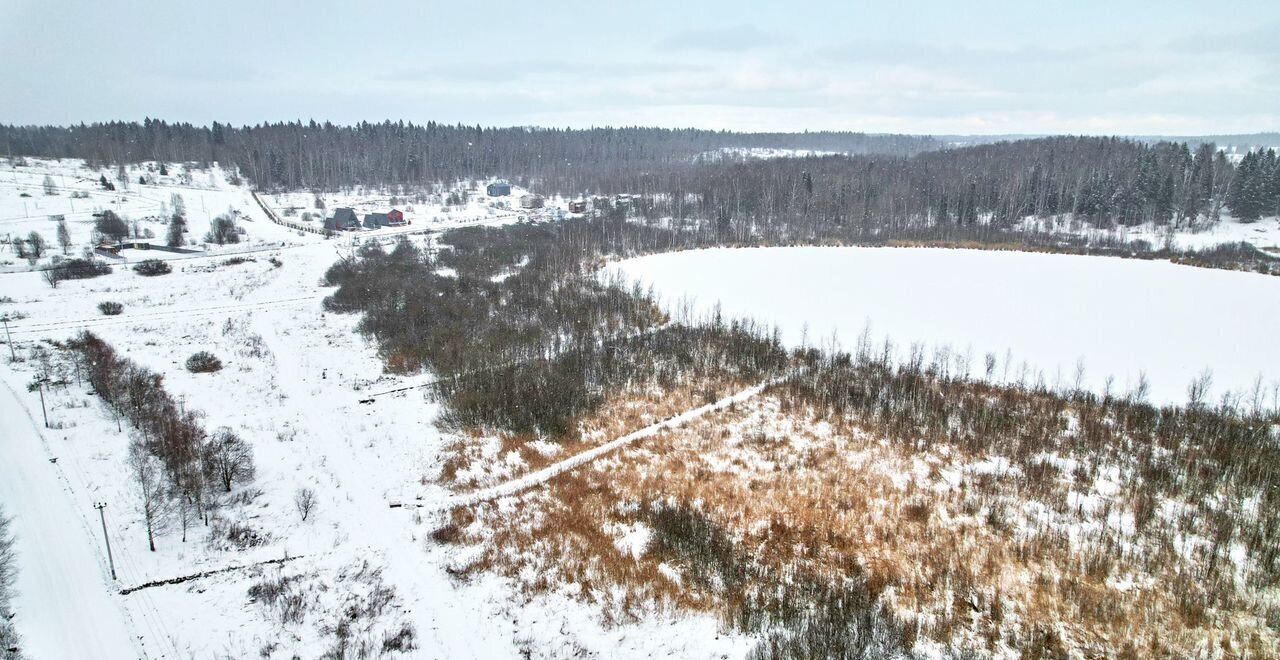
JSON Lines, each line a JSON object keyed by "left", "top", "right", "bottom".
{"left": 606, "top": 246, "right": 1280, "bottom": 406}
{"left": 0, "top": 165, "right": 732, "bottom": 658}
{"left": 0, "top": 158, "right": 306, "bottom": 270}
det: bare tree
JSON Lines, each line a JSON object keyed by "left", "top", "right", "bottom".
{"left": 294, "top": 487, "right": 317, "bottom": 522}
{"left": 42, "top": 174, "right": 56, "bottom": 196}
{"left": 128, "top": 440, "right": 170, "bottom": 552}
{"left": 203, "top": 427, "right": 255, "bottom": 492}
{"left": 41, "top": 267, "right": 60, "bottom": 289}
{"left": 0, "top": 504, "right": 19, "bottom": 658}
{"left": 55, "top": 216, "right": 71, "bottom": 255}
{"left": 1187, "top": 369, "right": 1214, "bottom": 410}
{"left": 25, "top": 232, "right": 46, "bottom": 261}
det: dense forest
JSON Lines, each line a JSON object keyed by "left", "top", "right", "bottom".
{"left": 4, "top": 123, "right": 1278, "bottom": 242}
{"left": 0, "top": 121, "right": 937, "bottom": 191}
{"left": 615, "top": 137, "right": 1280, "bottom": 236}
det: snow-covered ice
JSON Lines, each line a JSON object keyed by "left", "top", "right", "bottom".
{"left": 606, "top": 246, "right": 1280, "bottom": 405}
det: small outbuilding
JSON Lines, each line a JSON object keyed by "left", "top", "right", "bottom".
{"left": 568, "top": 199, "right": 587, "bottom": 213}
{"left": 520, "top": 194, "right": 544, "bottom": 210}
{"left": 487, "top": 182, "right": 512, "bottom": 197}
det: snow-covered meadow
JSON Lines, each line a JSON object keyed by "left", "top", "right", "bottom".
{"left": 0, "top": 158, "right": 305, "bottom": 268}
{"left": 0, "top": 167, "right": 729, "bottom": 658}
{"left": 606, "top": 246, "right": 1280, "bottom": 406}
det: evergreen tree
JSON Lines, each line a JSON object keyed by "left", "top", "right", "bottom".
{"left": 166, "top": 213, "right": 186, "bottom": 247}
{"left": 95, "top": 210, "right": 129, "bottom": 242}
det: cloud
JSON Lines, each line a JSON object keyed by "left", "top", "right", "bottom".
{"left": 1165, "top": 20, "right": 1280, "bottom": 58}
{"left": 381, "top": 59, "right": 705, "bottom": 84}
{"left": 657, "top": 24, "right": 790, "bottom": 52}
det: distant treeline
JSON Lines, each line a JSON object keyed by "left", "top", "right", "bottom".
{"left": 615, "top": 137, "right": 1280, "bottom": 234}
{"left": 5, "top": 122, "right": 1277, "bottom": 233}
{"left": 0, "top": 120, "right": 938, "bottom": 190}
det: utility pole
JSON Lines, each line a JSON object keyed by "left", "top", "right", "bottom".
{"left": 27, "top": 376, "right": 48, "bottom": 428}
{"left": 36, "top": 381, "right": 47, "bottom": 428}
{"left": 1, "top": 315, "right": 13, "bottom": 361}
{"left": 94, "top": 502, "right": 117, "bottom": 580}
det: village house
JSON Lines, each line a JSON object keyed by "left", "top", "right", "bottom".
{"left": 362, "top": 209, "right": 407, "bottom": 229}
{"left": 324, "top": 207, "right": 360, "bottom": 232}
{"left": 519, "top": 194, "right": 544, "bottom": 209}
{"left": 487, "top": 181, "right": 512, "bottom": 196}
{"left": 568, "top": 199, "right": 588, "bottom": 213}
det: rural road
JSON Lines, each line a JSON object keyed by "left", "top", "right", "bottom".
{"left": 0, "top": 377, "right": 144, "bottom": 659}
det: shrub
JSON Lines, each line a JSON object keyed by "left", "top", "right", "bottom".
{"left": 132, "top": 259, "right": 172, "bottom": 276}
{"left": 98, "top": 301, "right": 124, "bottom": 316}
{"left": 294, "top": 487, "right": 317, "bottom": 521}
{"left": 382, "top": 623, "right": 416, "bottom": 653}
{"left": 205, "top": 215, "right": 241, "bottom": 245}
{"left": 53, "top": 258, "right": 111, "bottom": 280}
{"left": 185, "top": 351, "right": 222, "bottom": 373}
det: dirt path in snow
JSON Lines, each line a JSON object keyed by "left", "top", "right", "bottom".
{"left": 402, "top": 378, "right": 780, "bottom": 512}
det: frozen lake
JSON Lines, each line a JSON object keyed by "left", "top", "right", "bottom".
{"left": 605, "top": 247, "right": 1280, "bottom": 407}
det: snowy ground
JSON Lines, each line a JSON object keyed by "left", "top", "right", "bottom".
{"left": 0, "top": 173, "right": 729, "bottom": 658}
{"left": 7, "top": 158, "right": 1276, "bottom": 658}
{"left": 694, "top": 147, "right": 844, "bottom": 161}
{"left": 259, "top": 181, "right": 574, "bottom": 237}
{"left": 0, "top": 158, "right": 307, "bottom": 272}
{"left": 1015, "top": 213, "right": 1280, "bottom": 253}
{"left": 605, "top": 246, "right": 1280, "bottom": 406}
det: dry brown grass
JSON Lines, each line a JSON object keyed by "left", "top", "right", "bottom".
{"left": 438, "top": 374, "right": 758, "bottom": 492}
{"left": 441, "top": 389, "right": 1280, "bottom": 658}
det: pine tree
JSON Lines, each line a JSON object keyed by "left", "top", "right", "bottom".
{"left": 166, "top": 213, "right": 186, "bottom": 248}
{"left": 1269, "top": 154, "right": 1280, "bottom": 217}
{"left": 95, "top": 210, "right": 129, "bottom": 243}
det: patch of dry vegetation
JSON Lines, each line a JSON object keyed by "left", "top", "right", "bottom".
{"left": 441, "top": 370, "right": 1280, "bottom": 658}
{"left": 437, "top": 375, "right": 760, "bottom": 492}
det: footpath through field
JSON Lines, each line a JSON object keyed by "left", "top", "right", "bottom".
{"left": 396, "top": 378, "right": 781, "bottom": 512}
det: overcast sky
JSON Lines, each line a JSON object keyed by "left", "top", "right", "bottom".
{"left": 2, "top": 0, "right": 1278, "bottom": 135}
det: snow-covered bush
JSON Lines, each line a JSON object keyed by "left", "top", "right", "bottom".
{"left": 185, "top": 351, "right": 222, "bottom": 373}
{"left": 53, "top": 258, "right": 111, "bottom": 280}
{"left": 132, "top": 259, "right": 172, "bottom": 277}
{"left": 97, "top": 301, "right": 123, "bottom": 316}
